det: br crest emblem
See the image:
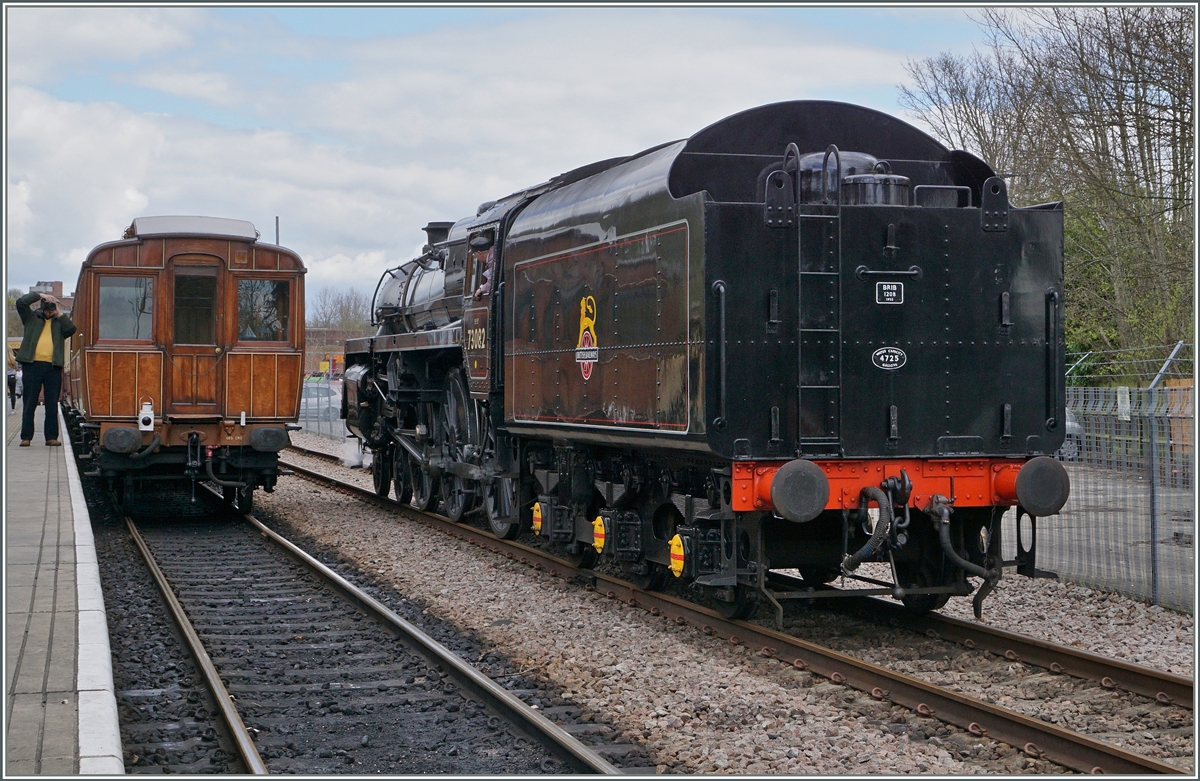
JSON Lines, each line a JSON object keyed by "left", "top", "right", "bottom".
{"left": 575, "top": 295, "right": 598, "bottom": 380}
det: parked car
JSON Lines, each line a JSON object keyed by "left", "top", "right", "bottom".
{"left": 300, "top": 382, "right": 342, "bottom": 422}
{"left": 1057, "top": 408, "right": 1082, "bottom": 461}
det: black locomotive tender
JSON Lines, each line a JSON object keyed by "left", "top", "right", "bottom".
{"left": 345, "top": 101, "right": 1070, "bottom": 621}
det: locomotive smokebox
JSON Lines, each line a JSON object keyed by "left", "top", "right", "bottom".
{"left": 1014, "top": 456, "right": 1071, "bottom": 517}
{"left": 770, "top": 459, "right": 830, "bottom": 523}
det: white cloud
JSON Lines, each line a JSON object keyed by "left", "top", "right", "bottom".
{"left": 6, "top": 7, "right": 205, "bottom": 83}
{"left": 5, "top": 7, "right": 967, "bottom": 298}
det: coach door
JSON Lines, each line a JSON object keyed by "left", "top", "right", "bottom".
{"left": 166, "top": 257, "right": 225, "bottom": 414}
{"left": 462, "top": 229, "right": 496, "bottom": 396}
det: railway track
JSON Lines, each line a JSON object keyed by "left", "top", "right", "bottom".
{"left": 123, "top": 491, "right": 623, "bottom": 774}
{"left": 281, "top": 444, "right": 1192, "bottom": 774}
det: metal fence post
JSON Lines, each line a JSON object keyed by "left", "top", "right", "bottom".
{"left": 1148, "top": 387, "right": 1159, "bottom": 606}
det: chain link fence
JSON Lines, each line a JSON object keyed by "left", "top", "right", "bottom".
{"left": 296, "top": 379, "right": 346, "bottom": 440}
{"left": 1001, "top": 378, "right": 1194, "bottom": 613}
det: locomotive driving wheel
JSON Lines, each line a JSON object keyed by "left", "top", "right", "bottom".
{"left": 372, "top": 448, "right": 392, "bottom": 497}
{"left": 408, "top": 455, "right": 438, "bottom": 512}
{"left": 441, "top": 369, "right": 480, "bottom": 523}
{"left": 484, "top": 476, "right": 520, "bottom": 540}
{"left": 391, "top": 448, "right": 412, "bottom": 504}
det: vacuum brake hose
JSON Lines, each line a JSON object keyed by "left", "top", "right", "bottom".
{"left": 842, "top": 486, "right": 892, "bottom": 572}
{"left": 205, "top": 453, "right": 248, "bottom": 488}
{"left": 927, "top": 500, "right": 995, "bottom": 580}
{"left": 129, "top": 434, "right": 161, "bottom": 461}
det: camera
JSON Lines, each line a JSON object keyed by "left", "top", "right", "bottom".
{"left": 41, "top": 302, "right": 57, "bottom": 317}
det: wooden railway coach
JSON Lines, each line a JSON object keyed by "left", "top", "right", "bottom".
{"left": 344, "top": 101, "right": 1072, "bottom": 621}
{"left": 63, "top": 216, "right": 306, "bottom": 513}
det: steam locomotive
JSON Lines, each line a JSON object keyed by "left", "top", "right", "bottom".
{"left": 344, "top": 101, "right": 1070, "bottom": 621}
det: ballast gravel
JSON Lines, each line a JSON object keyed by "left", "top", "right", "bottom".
{"left": 280, "top": 435, "right": 1193, "bottom": 773}
{"left": 266, "top": 475, "right": 999, "bottom": 771}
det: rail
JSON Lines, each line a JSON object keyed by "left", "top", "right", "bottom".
{"left": 126, "top": 518, "right": 268, "bottom": 775}
{"left": 279, "top": 450, "right": 1190, "bottom": 775}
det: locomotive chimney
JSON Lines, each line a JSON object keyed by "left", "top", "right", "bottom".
{"left": 423, "top": 222, "right": 454, "bottom": 245}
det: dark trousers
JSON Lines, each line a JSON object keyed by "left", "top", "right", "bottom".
{"left": 20, "top": 362, "right": 61, "bottom": 442}
{"left": 7, "top": 376, "right": 15, "bottom": 409}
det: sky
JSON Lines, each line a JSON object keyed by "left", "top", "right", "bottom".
{"left": 4, "top": 5, "right": 990, "bottom": 300}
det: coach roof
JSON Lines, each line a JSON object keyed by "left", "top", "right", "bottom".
{"left": 129, "top": 216, "right": 259, "bottom": 241}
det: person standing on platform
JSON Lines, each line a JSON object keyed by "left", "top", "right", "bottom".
{"left": 15, "top": 292, "right": 76, "bottom": 446}
{"left": 7, "top": 350, "right": 17, "bottom": 412}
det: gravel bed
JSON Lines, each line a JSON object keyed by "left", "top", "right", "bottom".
{"left": 939, "top": 573, "right": 1193, "bottom": 678}
{"left": 259, "top": 472, "right": 1067, "bottom": 774}
{"left": 290, "top": 430, "right": 345, "bottom": 459}
{"left": 763, "top": 601, "right": 1193, "bottom": 770}
{"left": 87, "top": 480, "right": 246, "bottom": 773}
{"left": 285, "top": 442, "right": 1194, "bottom": 679}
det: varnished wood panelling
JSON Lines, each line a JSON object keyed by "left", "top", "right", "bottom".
{"left": 276, "top": 354, "right": 301, "bottom": 417}
{"left": 137, "top": 352, "right": 163, "bottom": 410}
{"left": 226, "top": 353, "right": 253, "bottom": 416}
{"left": 195, "top": 355, "right": 217, "bottom": 404}
{"left": 253, "top": 249, "right": 279, "bottom": 270}
{"left": 166, "top": 238, "right": 229, "bottom": 262}
{"left": 114, "top": 245, "right": 138, "bottom": 267}
{"left": 92, "top": 248, "right": 113, "bottom": 267}
{"left": 233, "top": 249, "right": 250, "bottom": 268}
{"left": 139, "top": 239, "right": 164, "bottom": 268}
{"left": 111, "top": 353, "right": 139, "bottom": 416}
{"left": 251, "top": 355, "right": 277, "bottom": 417}
{"left": 86, "top": 352, "right": 112, "bottom": 416}
{"left": 170, "top": 354, "right": 196, "bottom": 405}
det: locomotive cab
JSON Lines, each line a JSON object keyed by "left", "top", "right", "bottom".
{"left": 63, "top": 216, "right": 306, "bottom": 514}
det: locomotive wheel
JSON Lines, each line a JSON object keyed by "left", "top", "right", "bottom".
{"left": 391, "top": 451, "right": 412, "bottom": 505}
{"left": 442, "top": 474, "right": 474, "bottom": 523}
{"left": 408, "top": 456, "right": 439, "bottom": 512}
{"left": 484, "top": 476, "right": 520, "bottom": 540}
{"left": 630, "top": 561, "right": 669, "bottom": 592}
{"left": 799, "top": 568, "right": 840, "bottom": 585}
{"left": 897, "top": 560, "right": 951, "bottom": 614}
{"left": 713, "top": 584, "right": 759, "bottom": 620}
{"left": 563, "top": 541, "right": 597, "bottom": 570}
{"left": 372, "top": 449, "right": 392, "bottom": 498}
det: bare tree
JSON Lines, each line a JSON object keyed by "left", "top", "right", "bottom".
{"left": 900, "top": 7, "right": 1194, "bottom": 355}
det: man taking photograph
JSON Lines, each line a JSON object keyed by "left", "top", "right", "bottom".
{"left": 14, "top": 292, "right": 76, "bottom": 446}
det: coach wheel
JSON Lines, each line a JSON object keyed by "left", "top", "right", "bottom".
{"left": 221, "top": 485, "right": 236, "bottom": 506}
{"left": 484, "top": 477, "right": 520, "bottom": 540}
{"left": 236, "top": 486, "right": 254, "bottom": 515}
{"left": 372, "top": 449, "right": 392, "bottom": 498}
{"left": 630, "top": 560, "right": 669, "bottom": 592}
{"left": 391, "top": 451, "right": 412, "bottom": 505}
{"left": 408, "top": 456, "right": 439, "bottom": 512}
{"left": 713, "top": 583, "right": 759, "bottom": 621}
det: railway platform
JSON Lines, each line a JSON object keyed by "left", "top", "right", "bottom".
{"left": 5, "top": 405, "right": 122, "bottom": 774}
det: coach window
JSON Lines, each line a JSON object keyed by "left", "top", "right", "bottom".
{"left": 98, "top": 276, "right": 154, "bottom": 340}
{"left": 237, "top": 278, "right": 290, "bottom": 342}
{"left": 174, "top": 266, "right": 218, "bottom": 344}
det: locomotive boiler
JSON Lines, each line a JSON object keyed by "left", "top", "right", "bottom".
{"left": 344, "top": 101, "right": 1070, "bottom": 621}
